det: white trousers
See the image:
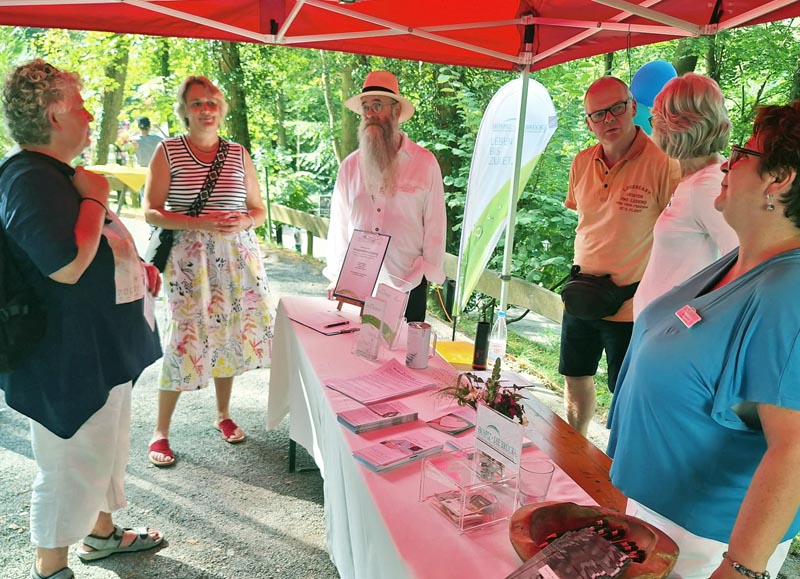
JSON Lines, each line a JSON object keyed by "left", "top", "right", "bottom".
{"left": 627, "top": 499, "right": 791, "bottom": 579}
{"left": 30, "top": 382, "right": 132, "bottom": 548}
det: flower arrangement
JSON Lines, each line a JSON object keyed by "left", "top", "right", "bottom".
{"left": 438, "top": 358, "right": 528, "bottom": 425}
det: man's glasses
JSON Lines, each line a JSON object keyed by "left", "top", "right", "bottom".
{"left": 585, "top": 99, "right": 630, "bottom": 123}
{"left": 360, "top": 100, "right": 397, "bottom": 115}
{"left": 729, "top": 145, "right": 765, "bottom": 168}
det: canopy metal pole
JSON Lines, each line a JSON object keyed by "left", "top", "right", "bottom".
{"left": 498, "top": 65, "right": 530, "bottom": 312}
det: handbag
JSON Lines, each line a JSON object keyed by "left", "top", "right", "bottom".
{"left": 0, "top": 226, "right": 46, "bottom": 372}
{"left": 145, "top": 140, "right": 230, "bottom": 271}
{"left": 558, "top": 265, "right": 639, "bottom": 320}
{"left": 0, "top": 153, "right": 46, "bottom": 372}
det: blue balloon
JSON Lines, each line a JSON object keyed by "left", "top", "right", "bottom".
{"left": 633, "top": 102, "right": 651, "bottom": 135}
{"left": 631, "top": 60, "right": 677, "bottom": 107}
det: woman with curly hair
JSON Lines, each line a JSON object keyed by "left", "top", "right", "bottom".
{"left": 0, "top": 59, "right": 163, "bottom": 579}
{"left": 608, "top": 101, "right": 800, "bottom": 578}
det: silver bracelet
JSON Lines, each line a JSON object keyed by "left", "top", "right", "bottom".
{"left": 246, "top": 213, "right": 255, "bottom": 230}
{"left": 723, "top": 552, "right": 770, "bottom": 579}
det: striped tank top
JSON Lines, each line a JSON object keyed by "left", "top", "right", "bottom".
{"left": 162, "top": 135, "right": 247, "bottom": 214}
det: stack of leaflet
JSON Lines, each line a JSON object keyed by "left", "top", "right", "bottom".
{"left": 337, "top": 400, "right": 418, "bottom": 434}
{"left": 352, "top": 430, "right": 443, "bottom": 472}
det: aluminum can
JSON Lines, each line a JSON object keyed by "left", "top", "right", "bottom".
{"left": 406, "top": 321, "right": 435, "bottom": 369}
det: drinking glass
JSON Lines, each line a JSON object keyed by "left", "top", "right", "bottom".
{"left": 518, "top": 458, "right": 555, "bottom": 506}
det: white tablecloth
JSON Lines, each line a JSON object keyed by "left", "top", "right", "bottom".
{"left": 267, "top": 296, "right": 597, "bottom": 579}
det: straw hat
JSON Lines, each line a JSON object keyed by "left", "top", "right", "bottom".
{"left": 344, "top": 70, "right": 415, "bottom": 123}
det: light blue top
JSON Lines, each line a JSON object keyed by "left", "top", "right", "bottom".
{"left": 607, "top": 248, "right": 800, "bottom": 543}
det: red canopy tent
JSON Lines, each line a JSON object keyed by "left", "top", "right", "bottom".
{"left": 0, "top": 0, "right": 796, "bottom": 71}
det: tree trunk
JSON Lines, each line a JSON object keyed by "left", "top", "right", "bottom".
{"left": 219, "top": 41, "right": 251, "bottom": 151}
{"left": 320, "top": 51, "right": 343, "bottom": 163}
{"left": 791, "top": 54, "right": 800, "bottom": 101}
{"left": 433, "top": 68, "right": 459, "bottom": 250}
{"left": 672, "top": 38, "right": 698, "bottom": 76}
{"left": 604, "top": 53, "right": 614, "bottom": 76}
{"left": 706, "top": 35, "right": 721, "bottom": 83}
{"left": 156, "top": 38, "right": 179, "bottom": 136}
{"left": 340, "top": 61, "right": 358, "bottom": 159}
{"left": 95, "top": 38, "right": 130, "bottom": 165}
{"left": 275, "top": 90, "right": 287, "bottom": 150}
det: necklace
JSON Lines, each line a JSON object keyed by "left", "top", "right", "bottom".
{"left": 187, "top": 137, "right": 219, "bottom": 154}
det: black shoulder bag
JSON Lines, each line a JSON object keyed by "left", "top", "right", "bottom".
{"left": 145, "top": 139, "right": 230, "bottom": 272}
{"left": 556, "top": 265, "right": 639, "bottom": 320}
{"left": 0, "top": 154, "right": 47, "bottom": 372}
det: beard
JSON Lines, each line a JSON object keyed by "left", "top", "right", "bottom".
{"left": 358, "top": 116, "right": 400, "bottom": 194}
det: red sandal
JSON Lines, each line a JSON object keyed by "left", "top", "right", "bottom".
{"left": 214, "top": 418, "right": 246, "bottom": 444}
{"left": 148, "top": 438, "right": 176, "bottom": 467}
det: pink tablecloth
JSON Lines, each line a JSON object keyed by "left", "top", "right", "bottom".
{"left": 267, "top": 296, "right": 598, "bottom": 579}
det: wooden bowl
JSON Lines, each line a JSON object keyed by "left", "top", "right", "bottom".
{"left": 509, "top": 501, "right": 679, "bottom": 579}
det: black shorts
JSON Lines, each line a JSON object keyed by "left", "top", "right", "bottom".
{"left": 558, "top": 311, "right": 633, "bottom": 393}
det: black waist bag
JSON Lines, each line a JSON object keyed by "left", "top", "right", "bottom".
{"left": 559, "top": 265, "right": 639, "bottom": 320}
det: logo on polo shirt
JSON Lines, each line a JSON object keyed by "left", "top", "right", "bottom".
{"left": 617, "top": 184, "right": 652, "bottom": 213}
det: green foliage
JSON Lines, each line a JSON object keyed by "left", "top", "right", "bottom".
{"left": 1, "top": 21, "right": 800, "bottom": 302}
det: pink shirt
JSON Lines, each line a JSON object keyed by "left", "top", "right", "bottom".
{"left": 324, "top": 134, "right": 447, "bottom": 289}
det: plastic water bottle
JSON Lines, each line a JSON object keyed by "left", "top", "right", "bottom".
{"left": 487, "top": 311, "right": 507, "bottom": 367}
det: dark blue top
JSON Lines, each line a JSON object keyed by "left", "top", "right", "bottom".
{"left": 0, "top": 151, "right": 161, "bottom": 438}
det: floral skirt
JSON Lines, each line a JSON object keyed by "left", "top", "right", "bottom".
{"left": 158, "top": 229, "right": 273, "bottom": 391}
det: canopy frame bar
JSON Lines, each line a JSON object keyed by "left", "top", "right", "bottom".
{"left": 280, "top": 0, "right": 521, "bottom": 65}
{"left": 715, "top": 0, "right": 799, "bottom": 32}
{"left": 591, "top": 0, "right": 706, "bottom": 34}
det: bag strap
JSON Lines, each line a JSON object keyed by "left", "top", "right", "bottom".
{"left": 186, "top": 139, "right": 230, "bottom": 217}
{"left": 550, "top": 265, "right": 581, "bottom": 292}
{"left": 0, "top": 153, "right": 30, "bottom": 312}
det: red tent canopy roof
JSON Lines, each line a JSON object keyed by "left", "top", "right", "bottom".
{"left": 0, "top": 0, "right": 796, "bottom": 70}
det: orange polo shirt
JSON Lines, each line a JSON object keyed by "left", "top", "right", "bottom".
{"left": 565, "top": 128, "right": 680, "bottom": 322}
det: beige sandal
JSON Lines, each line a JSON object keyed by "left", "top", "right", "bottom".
{"left": 30, "top": 564, "right": 74, "bottom": 579}
{"left": 76, "top": 524, "right": 163, "bottom": 562}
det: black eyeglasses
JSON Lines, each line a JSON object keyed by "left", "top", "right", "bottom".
{"left": 585, "top": 99, "right": 630, "bottom": 123}
{"left": 360, "top": 100, "right": 397, "bottom": 115}
{"left": 729, "top": 145, "right": 765, "bottom": 168}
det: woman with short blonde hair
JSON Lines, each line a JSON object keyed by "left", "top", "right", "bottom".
{"left": 145, "top": 75, "right": 273, "bottom": 467}
{"left": 633, "top": 73, "right": 738, "bottom": 318}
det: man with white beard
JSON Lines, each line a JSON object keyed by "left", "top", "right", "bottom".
{"left": 324, "top": 71, "right": 447, "bottom": 322}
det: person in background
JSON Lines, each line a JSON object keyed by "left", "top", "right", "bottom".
{"left": 133, "top": 116, "right": 163, "bottom": 168}
{"left": 608, "top": 101, "right": 800, "bottom": 579}
{"left": 323, "top": 70, "right": 446, "bottom": 322}
{"left": 0, "top": 59, "right": 163, "bottom": 579}
{"left": 144, "top": 75, "right": 272, "bottom": 467}
{"left": 632, "top": 73, "right": 738, "bottom": 319}
{"left": 559, "top": 76, "right": 680, "bottom": 436}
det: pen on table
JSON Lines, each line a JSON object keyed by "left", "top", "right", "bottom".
{"left": 323, "top": 320, "right": 349, "bottom": 328}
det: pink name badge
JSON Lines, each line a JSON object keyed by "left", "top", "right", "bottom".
{"left": 675, "top": 305, "right": 702, "bottom": 328}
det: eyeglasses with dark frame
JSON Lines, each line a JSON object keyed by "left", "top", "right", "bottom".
{"left": 585, "top": 99, "right": 630, "bottom": 123}
{"left": 729, "top": 145, "right": 765, "bottom": 168}
{"left": 360, "top": 100, "right": 398, "bottom": 115}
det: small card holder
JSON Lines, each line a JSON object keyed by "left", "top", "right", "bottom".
{"left": 353, "top": 296, "right": 386, "bottom": 361}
